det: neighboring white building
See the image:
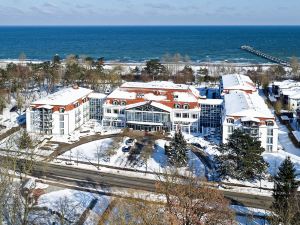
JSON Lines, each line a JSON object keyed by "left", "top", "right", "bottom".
{"left": 220, "top": 74, "right": 257, "bottom": 95}
{"left": 26, "top": 86, "right": 93, "bottom": 135}
{"left": 272, "top": 80, "right": 300, "bottom": 98}
{"left": 222, "top": 91, "right": 278, "bottom": 152}
{"left": 289, "top": 92, "right": 300, "bottom": 111}
{"left": 102, "top": 81, "right": 202, "bottom": 133}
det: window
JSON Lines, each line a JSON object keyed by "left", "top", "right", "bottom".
{"left": 113, "top": 109, "right": 119, "bottom": 114}
{"left": 59, "top": 115, "right": 64, "bottom": 121}
{"left": 182, "top": 113, "right": 189, "bottom": 118}
{"left": 266, "top": 121, "right": 274, "bottom": 126}
{"left": 227, "top": 118, "right": 234, "bottom": 124}
{"left": 59, "top": 108, "right": 65, "bottom": 113}
{"left": 192, "top": 114, "right": 198, "bottom": 119}
{"left": 266, "top": 145, "right": 273, "bottom": 152}
{"left": 267, "top": 137, "right": 273, "bottom": 144}
{"left": 121, "top": 101, "right": 126, "bottom": 106}
{"left": 267, "top": 128, "right": 273, "bottom": 136}
{"left": 107, "top": 109, "right": 111, "bottom": 113}
{"left": 120, "top": 110, "right": 125, "bottom": 114}
{"left": 112, "top": 100, "right": 119, "bottom": 105}
{"left": 174, "top": 95, "right": 178, "bottom": 99}
{"left": 228, "top": 126, "right": 234, "bottom": 134}
{"left": 174, "top": 104, "right": 181, "bottom": 109}
{"left": 183, "top": 104, "right": 189, "bottom": 109}
{"left": 175, "top": 113, "right": 181, "bottom": 118}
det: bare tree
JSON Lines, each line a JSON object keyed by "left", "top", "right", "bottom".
{"left": 156, "top": 169, "right": 235, "bottom": 225}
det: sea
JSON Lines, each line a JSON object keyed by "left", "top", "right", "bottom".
{"left": 0, "top": 26, "right": 300, "bottom": 63}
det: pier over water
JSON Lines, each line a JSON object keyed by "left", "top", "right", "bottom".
{"left": 241, "top": 45, "right": 291, "bottom": 67}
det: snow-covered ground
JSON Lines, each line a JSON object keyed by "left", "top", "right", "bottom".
{"left": 58, "top": 137, "right": 206, "bottom": 177}
{"left": 233, "top": 205, "right": 270, "bottom": 225}
{"left": 36, "top": 189, "right": 111, "bottom": 225}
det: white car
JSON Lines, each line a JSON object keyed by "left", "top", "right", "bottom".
{"left": 65, "top": 161, "right": 74, "bottom": 165}
{"left": 126, "top": 138, "right": 136, "bottom": 146}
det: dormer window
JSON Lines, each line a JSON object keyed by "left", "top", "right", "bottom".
{"left": 174, "top": 103, "right": 181, "bottom": 109}
{"left": 137, "top": 93, "right": 144, "bottom": 98}
{"left": 183, "top": 104, "right": 189, "bottom": 109}
{"left": 174, "top": 95, "right": 178, "bottom": 99}
{"left": 112, "top": 100, "right": 119, "bottom": 105}
{"left": 59, "top": 107, "right": 65, "bottom": 113}
{"left": 121, "top": 101, "right": 126, "bottom": 106}
{"left": 227, "top": 118, "right": 234, "bottom": 124}
{"left": 266, "top": 121, "right": 274, "bottom": 126}
{"left": 73, "top": 102, "right": 79, "bottom": 108}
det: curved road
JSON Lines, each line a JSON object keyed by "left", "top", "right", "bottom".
{"left": 29, "top": 161, "right": 273, "bottom": 210}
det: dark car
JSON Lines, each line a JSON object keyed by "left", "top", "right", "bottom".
{"left": 122, "top": 146, "right": 131, "bottom": 152}
{"left": 10, "top": 106, "right": 18, "bottom": 112}
{"left": 192, "top": 143, "right": 202, "bottom": 148}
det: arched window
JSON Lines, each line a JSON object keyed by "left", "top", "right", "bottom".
{"left": 121, "top": 101, "right": 126, "bottom": 106}
{"left": 174, "top": 103, "right": 181, "bottom": 109}
{"left": 227, "top": 118, "right": 234, "bottom": 124}
{"left": 183, "top": 104, "right": 189, "bottom": 109}
{"left": 112, "top": 100, "right": 119, "bottom": 105}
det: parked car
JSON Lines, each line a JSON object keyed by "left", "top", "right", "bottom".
{"left": 10, "top": 106, "right": 18, "bottom": 112}
{"left": 126, "top": 138, "right": 136, "bottom": 146}
{"left": 122, "top": 146, "right": 131, "bottom": 152}
{"left": 191, "top": 143, "right": 202, "bottom": 148}
{"left": 65, "top": 160, "right": 74, "bottom": 165}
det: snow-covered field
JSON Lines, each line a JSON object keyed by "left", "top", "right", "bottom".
{"left": 36, "top": 189, "right": 111, "bottom": 225}
{"left": 233, "top": 205, "right": 270, "bottom": 225}
{"left": 58, "top": 137, "right": 206, "bottom": 176}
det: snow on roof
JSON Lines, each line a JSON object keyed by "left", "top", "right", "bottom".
{"left": 37, "top": 105, "right": 53, "bottom": 109}
{"left": 107, "top": 88, "right": 137, "bottom": 99}
{"left": 33, "top": 87, "right": 93, "bottom": 106}
{"left": 222, "top": 74, "right": 256, "bottom": 91}
{"left": 281, "top": 87, "right": 300, "bottom": 97}
{"left": 121, "top": 81, "right": 191, "bottom": 90}
{"left": 274, "top": 80, "right": 300, "bottom": 89}
{"left": 273, "top": 80, "right": 295, "bottom": 86}
{"left": 224, "top": 91, "right": 274, "bottom": 119}
{"left": 173, "top": 91, "right": 198, "bottom": 102}
{"left": 143, "top": 93, "right": 167, "bottom": 101}
{"left": 88, "top": 92, "right": 107, "bottom": 99}
{"left": 199, "top": 99, "right": 223, "bottom": 105}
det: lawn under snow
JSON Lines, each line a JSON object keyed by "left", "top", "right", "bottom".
{"left": 37, "top": 189, "right": 111, "bottom": 224}
{"left": 58, "top": 138, "right": 206, "bottom": 177}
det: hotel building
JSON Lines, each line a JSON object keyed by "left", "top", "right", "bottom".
{"left": 26, "top": 86, "right": 93, "bottom": 135}
{"left": 102, "top": 81, "right": 202, "bottom": 133}
{"left": 222, "top": 91, "right": 278, "bottom": 152}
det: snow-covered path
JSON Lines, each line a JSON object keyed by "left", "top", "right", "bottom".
{"left": 276, "top": 118, "right": 300, "bottom": 156}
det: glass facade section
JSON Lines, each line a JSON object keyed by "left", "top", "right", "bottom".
{"left": 200, "top": 104, "right": 222, "bottom": 128}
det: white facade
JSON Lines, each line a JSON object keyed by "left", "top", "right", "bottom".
{"left": 222, "top": 91, "right": 278, "bottom": 152}
{"left": 26, "top": 87, "right": 93, "bottom": 135}
{"left": 102, "top": 81, "right": 202, "bottom": 133}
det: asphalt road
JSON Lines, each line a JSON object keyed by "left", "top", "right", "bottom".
{"left": 28, "top": 160, "right": 273, "bottom": 210}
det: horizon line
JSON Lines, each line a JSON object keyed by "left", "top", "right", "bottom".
{"left": 0, "top": 24, "right": 300, "bottom": 27}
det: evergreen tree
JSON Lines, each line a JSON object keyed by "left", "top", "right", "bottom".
{"left": 168, "top": 129, "right": 188, "bottom": 166}
{"left": 216, "top": 129, "right": 268, "bottom": 180}
{"left": 18, "top": 129, "right": 33, "bottom": 150}
{"left": 271, "top": 157, "right": 299, "bottom": 224}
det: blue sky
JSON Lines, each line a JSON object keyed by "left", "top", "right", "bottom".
{"left": 0, "top": 0, "right": 299, "bottom": 25}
